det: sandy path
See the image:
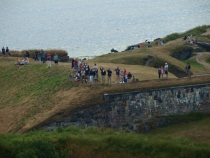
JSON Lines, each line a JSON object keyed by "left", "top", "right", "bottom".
{"left": 196, "top": 52, "right": 210, "bottom": 69}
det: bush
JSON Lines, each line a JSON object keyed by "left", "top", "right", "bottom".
{"left": 12, "top": 138, "right": 68, "bottom": 158}
{"left": 9, "top": 49, "right": 68, "bottom": 58}
{"left": 170, "top": 45, "right": 193, "bottom": 60}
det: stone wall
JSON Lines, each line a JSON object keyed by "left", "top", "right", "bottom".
{"left": 45, "top": 83, "right": 210, "bottom": 132}
{"left": 197, "top": 42, "right": 210, "bottom": 51}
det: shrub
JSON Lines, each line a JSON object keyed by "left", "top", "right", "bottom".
{"left": 11, "top": 138, "right": 68, "bottom": 158}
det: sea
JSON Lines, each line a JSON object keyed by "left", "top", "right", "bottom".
{"left": 0, "top": 0, "right": 210, "bottom": 58}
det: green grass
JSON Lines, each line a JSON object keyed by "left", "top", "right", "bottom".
{"left": 206, "top": 57, "right": 210, "bottom": 64}
{"left": 1, "top": 114, "right": 210, "bottom": 158}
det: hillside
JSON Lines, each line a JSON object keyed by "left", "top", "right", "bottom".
{"left": 1, "top": 26, "right": 210, "bottom": 134}
{"left": 1, "top": 25, "right": 210, "bottom": 158}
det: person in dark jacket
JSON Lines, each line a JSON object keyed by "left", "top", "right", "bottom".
{"left": 2, "top": 47, "right": 5, "bottom": 56}
{"left": 100, "top": 67, "right": 106, "bottom": 84}
{"left": 40, "top": 49, "right": 46, "bottom": 63}
{"left": 107, "top": 68, "right": 112, "bottom": 84}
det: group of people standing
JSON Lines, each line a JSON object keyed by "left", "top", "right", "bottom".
{"left": 70, "top": 59, "right": 135, "bottom": 84}
{"left": 158, "top": 62, "right": 191, "bottom": 79}
{"left": 34, "top": 50, "right": 59, "bottom": 68}
{"left": 1, "top": 47, "right": 10, "bottom": 56}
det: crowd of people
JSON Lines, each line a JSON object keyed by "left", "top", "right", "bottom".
{"left": 2, "top": 47, "right": 192, "bottom": 82}
{"left": 34, "top": 50, "right": 59, "bottom": 67}
{"left": 69, "top": 59, "right": 137, "bottom": 84}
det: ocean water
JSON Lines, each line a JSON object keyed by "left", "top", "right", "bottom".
{"left": 0, "top": 0, "right": 210, "bottom": 57}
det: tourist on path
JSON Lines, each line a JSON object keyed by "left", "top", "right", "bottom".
{"left": 164, "top": 63, "right": 168, "bottom": 78}
{"left": 53, "top": 53, "right": 59, "bottom": 65}
{"left": 185, "top": 63, "right": 191, "bottom": 77}
{"left": 107, "top": 68, "right": 112, "bottom": 84}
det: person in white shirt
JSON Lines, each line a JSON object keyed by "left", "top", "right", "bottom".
{"left": 164, "top": 63, "right": 168, "bottom": 78}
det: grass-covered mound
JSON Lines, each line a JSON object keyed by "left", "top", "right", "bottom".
{"left": 162, "top": 25, "right": 210, "bottom": 43}
{"left": 1, "top": 113, "right": 210, "bottom": 158}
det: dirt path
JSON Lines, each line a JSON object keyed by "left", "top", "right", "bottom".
{"left": 196, "top": 52, "right": 210, "bottom": 69}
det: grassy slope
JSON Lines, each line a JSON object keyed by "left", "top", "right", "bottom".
{"left": 1, "top": 113, "right": 210, "bottom": 158}
{"left": 1, "top": 26, "right": 210, "bottom": 157}
{"left": 1, "top": 57, "right": 210, "bottom": 134}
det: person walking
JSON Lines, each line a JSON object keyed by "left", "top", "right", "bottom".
{"left": 164, "top": 63, "right": 168, "bottom": 78}
{"left": 107, "top": 68, "right": 112, "bottom": 84}
{"left": 53, "top": 53, "right": 59, "bottom": 65}
{"left": 185, "top": 63, "right": 191, "bottom": 77}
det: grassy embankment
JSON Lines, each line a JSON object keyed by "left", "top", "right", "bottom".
{"left": 1, "top": 25, "right": 210, "bottom": 157}
{"left": 1, "top": 112, "right": 210, "bottom": 158}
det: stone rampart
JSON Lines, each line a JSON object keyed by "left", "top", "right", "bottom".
{"left": 197, "top": 42, "right": 210, "bottom": 51}
{"left": 45, "top": 83, "right": 210, "bottom": 132}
